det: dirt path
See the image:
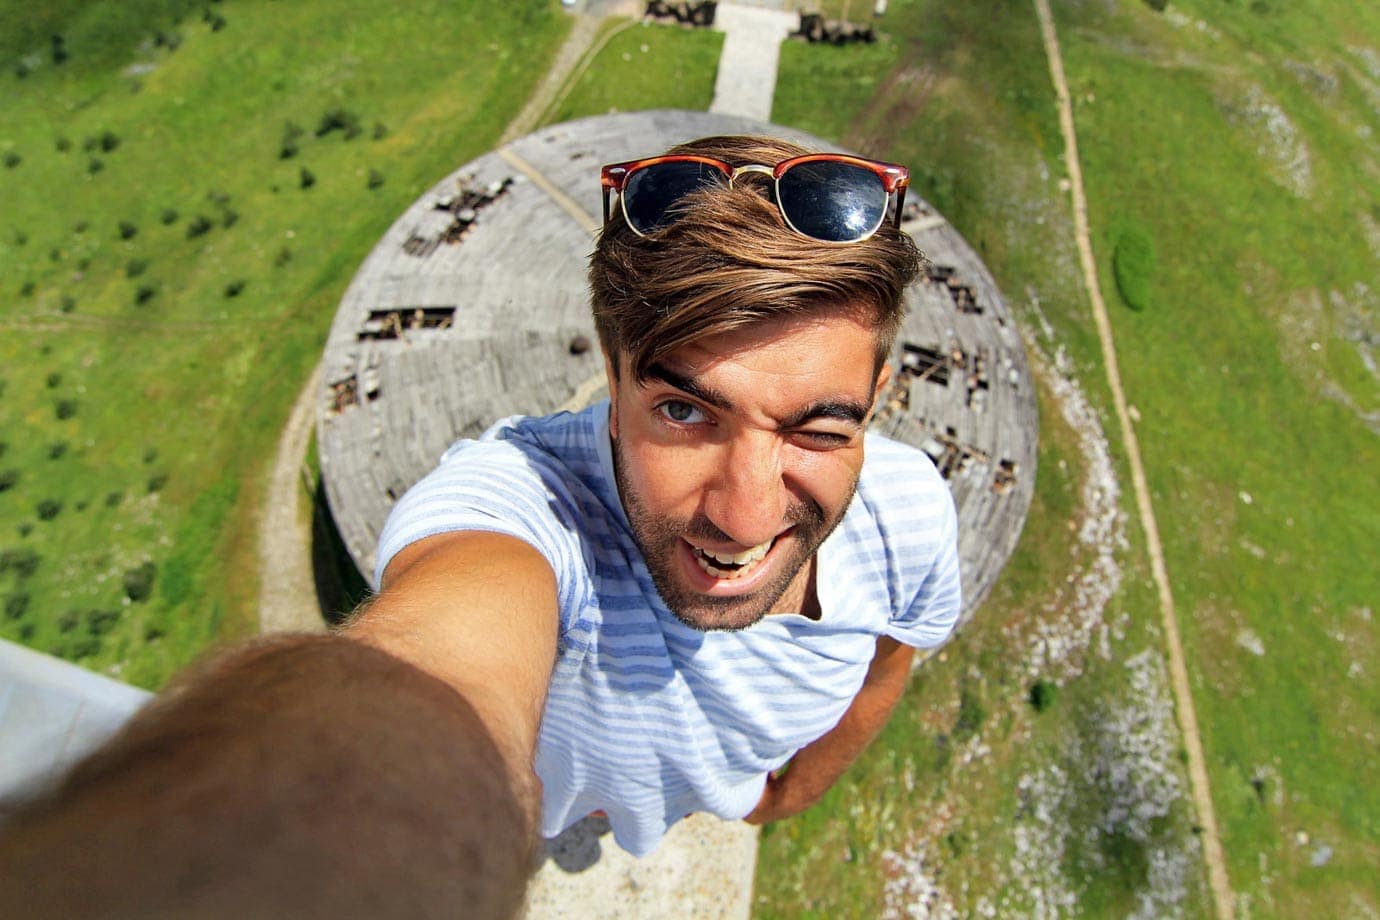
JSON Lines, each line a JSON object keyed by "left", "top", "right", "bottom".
{"left": 1031, "top": 1, "right": 1235, "bottom": 916}
{"left": 256, "top": 361, "right": 324, "bottom": 634}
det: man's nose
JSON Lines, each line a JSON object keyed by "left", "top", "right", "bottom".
{"left": 703, "top": 433, "right": 787, "bottom": 548}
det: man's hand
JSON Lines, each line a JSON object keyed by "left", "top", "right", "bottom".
{"left": 744, "top": 635, "right": 915, "bottom": 825}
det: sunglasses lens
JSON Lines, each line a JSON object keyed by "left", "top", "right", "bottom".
{"left": 777, "top": 161, "right": 888, "bottom": 242}
{"left": 622, "top": 161, "right": 727, "bottom": 235}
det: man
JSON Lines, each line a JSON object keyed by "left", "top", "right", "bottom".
{"left": 0, "top": 135, "right": 960, "bottom": 915}
{"left": 349, "top": 134, "right": 962, "bottom": 855}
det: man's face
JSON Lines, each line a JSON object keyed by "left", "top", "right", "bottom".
{"left": 606, "top": 312, "right": 889, "bottom": 631}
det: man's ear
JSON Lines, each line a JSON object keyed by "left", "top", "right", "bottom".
{"left": 869, "top": 361, "right": 893, "bottom": 415}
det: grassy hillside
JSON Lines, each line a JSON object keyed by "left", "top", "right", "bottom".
{"left": 757, "top": 0, "right": 1378, "bottom": 916}
{"left": 0, "top": 0, "right": 571, "bottom": 688}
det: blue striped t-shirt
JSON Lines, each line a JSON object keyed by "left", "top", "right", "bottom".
{"left": 375, "top": 399, "right": 961, "bottom": 856}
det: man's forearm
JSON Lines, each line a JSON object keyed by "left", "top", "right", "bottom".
{"left": 0, "top": 634, "right": 541, "bottom": 919}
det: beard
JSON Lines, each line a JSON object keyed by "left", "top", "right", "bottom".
{"left": 611, "top": 434, "right": 854, "bottom": 632}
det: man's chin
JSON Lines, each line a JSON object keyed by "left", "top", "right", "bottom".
{"left": 667, "top": 597, "right": 771, "bottom": 633}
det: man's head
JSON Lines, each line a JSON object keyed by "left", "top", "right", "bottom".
{"left": 588, "top": 135, "right": 922, "bottom": 631}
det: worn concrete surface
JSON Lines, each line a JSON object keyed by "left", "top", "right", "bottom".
{"left": 710, "top": 3, "right": 798, "bottom": 122}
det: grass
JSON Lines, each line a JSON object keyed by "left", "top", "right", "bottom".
{"left": 757, "top": 0, "right": 1379, "bottom": 916}
{"left": 542, "top": 18, "right": 723, "bottom": 126}
{"left": 0, "top": 0, "right": 571, "bottom": 688}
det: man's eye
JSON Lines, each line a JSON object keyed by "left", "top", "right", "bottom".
{"left": 657, "top": 400, "right": 705, "bottom": 424}
{"left": 796, "top": 430, "right": 853, "bottom": 449}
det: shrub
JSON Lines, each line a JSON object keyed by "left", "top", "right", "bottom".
{"left": 299, "top": 167, "right": 316, "bottom": 189}
{"left": 135, "top": 284, "right": 156, "bottom": 305}
{"left": 18, "top": 623, "right": 34, "bottom": 640}
{"left": 1144, "top": 0, "right": 1167, "bottom": 9}
{"left": 0, "top": 548, "right": 40, "bottom": 578}
{"left": 117, "top": 220, "right": 137, "bottom": 240}
{"left": 60, "top": 295, "right": 76, "bottom": 313}
{"left": 51, "top": 35, "right": 69, "bottom": 65}
{"left": 0, "top": 440, "right": 6, "bottom": 457}
{"left": 147, "top": 472, "right": 168, "bottom": 492}
{"left": 87, "top": 157, "right": 104, "bottom": 175}
{"left": 86, "top": 608, "right": 120, "bottom": 636}
{"left": 74, "top": 499, "right": 88, "bottom": 511}
{"left": 315, "top": 108, "right": 359, "bottom": 138}
{"left": 47, "top": 441, "right": 68, "bottom": 460}
{"left": 186, "top": 214, "right": 213, "bottom": 238}
{"left": 49, "top": 247, "right": 62, "bottom": 262}
{"left": 14, "top": 230, "right": 28, "bottom": 246}
{"left": 154, "top": 30, "right": 183, "bottom": 51}
{"left": 3, "top": 592, "right": 28, "bottom": 620}
{"left": 160, "top": 208, "right": 179, "bottom": 225}
{"left": 99, "top": 131, "right": 120, "bottom": 153}
{"left": 0, "top": 469, "right": 16, "bottom": 492}
{"left": 274, "top": 246, "right": 292, "bottom": 267}
{"left": 143, "top": 447, "right": 158, "bottom": 464}
{"left": 2, "top": 151, "right": 21, "bottom": 169}
{"left": 55, "top": 398, "right": 78, "bottom": 420}
{"left": 953, "top": 686, "right": 986, "bottom": 739}
{"left": 1029, "top": 679, "right": 1058, "bottom": 712}
{"left": 372, "top": 121, "right": 388, "bottom": 140}
{"left": 125, "top": 258, "right": 149, "bottom": 278}
{"left": 73, "top": 220, "right": 88, "bottom": 233}
{"left": 36, "top": 499, "right": 63, "bottom": 520}
{"left": 20, "top": 280, "right": 35, "bottom": 296}
{"left": 224, "top": 279, "right": 245, "bottom": 298}
{"left": 1112, "top": 223, "right": 1154, "bottom": 312}
{"left": 123, "top": 561, "right": 157, "bottom": 601}
{"left": 279, "top": 121, "right": 303, "bottom": 159}
{"left": 207, "top": 13, "right": 227, "bottom": 31}
{"left": 145, "top": 624, "right": 167, "bottom": 640}
{"left": 16, "top": 523, "right": 32, "bottom": 537}
{"left": 221, "top": 208, "right": 239, "bottom": 228}
{"left": 104, "top": 490, "right": 123, "bottom": 507}
{"left": 58, "top": 609, "right": 80, "bottom": 633}
{"left": 367, "top": 169, "right": 385, "bottom": 190}
{"left": 46, "top": 372, "right": 62, "bottom": 388}
{"left": 65, "top": 636, "right": 100, "bottom": 659}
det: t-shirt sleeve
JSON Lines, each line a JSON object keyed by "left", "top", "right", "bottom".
{"left": 373, "top": 438, "right": 591, "bottom": 635}
{"left": 883, "top": 470, "right": 963, "bottom": 650}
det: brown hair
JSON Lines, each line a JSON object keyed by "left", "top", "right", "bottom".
{"left": 589, "top": 135, "right": 922, "bottom": 380}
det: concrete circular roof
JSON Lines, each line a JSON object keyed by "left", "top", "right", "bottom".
{"left": 317, "top": 110, "right": 1036, "bottom": 626}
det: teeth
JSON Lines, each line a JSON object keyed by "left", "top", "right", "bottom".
{"left": 692, "top": 539, "right": 773, "bottom": 580}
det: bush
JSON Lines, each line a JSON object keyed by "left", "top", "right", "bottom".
{"left": 36, "top": 499, "right": 63, "bottom": 520}
{"left": 154, "top": 30, "right": 183, "bottom": 51}
{"left": 224, "top": 279, "right": 245, "bottom": 298}
{"left": 99, "top": 131, "right": 120, "bottom": 153}
{"left": 55, "top": 136, "right": 71, "bottom": 153}
{"left": 14, "top": 231, "right": 28, "bottom": 246}
{"left": 372, "top": 121, "right": 388, "bottom": 140}
{"left": 221, "top": 208, "right": 239, "bottom": 228}
{"left": 160, "top": 208, "right": 179, "bottom": 225}
{"left": 315, "top": 108, "right": 359, "bottom": 138}
{"left": 279, "top": 121, "right": 303, "bottom": 159}
{"left": 0, "top": 548, "right": 40, "bottom": 578}
{"left": 47, "top": 441, "right": 68, "bottom": 460}
{"left": 86, "top": 608, "right": 120, "bottom": 636}
{"left": 145, "top": 624, "right": 167, "bottom": 640}
{"left": 58, "top": 609, "right": 80, "bottom": 633}
{"left": 143, "top": 447, "right": 158, "bottom": 464}
{"left": 73, "top": 220, "right": 88, "bottom": 233}
{"left": 274, "top": 246, "right": 292, "bottom": 267}
{"left": 46, "top": 371, "right": 62, "bottom": 388}
{"left": 105, "top": 490, "right": 123, "bottom": 507}
{"left": 2, "top": 151, "right": 21, "bottom": 169}
{"left": 54, "top": 398, "right": 77, "bottom": 420}
{"left": 147, "top": 472, "right": 168, "bottom": 492}
{"left": 125, "top": 258, "right": 149, "bottom": 278}
{"left": 1112, "top": 223, "right": 1155, "bottom": 312}
{"left": 64, "top": 636, "right": 100, "bottom": 659}
{"left": 3, "top": 592, "right": 28, "bottom": 620}
{"left": 20, "top": 280, "right": 35, "bottom": 297}
{"left": 299, "top": 167, "right": 316, "bottom": 189}
{"left": 117, "top": 220, "right": 138, "bottom": 240}
{"left": 51, "top": 35, "right": 68, "bottom": 66}
{"left": 953, "top": 686, "right": 987, "bottom": 739}
{"left": 87, "top": 157, "right": 104, "bottom": 175}
{"left": 16, "top": 523, "right": 32, "bottom": 538}
{"left": 0, "top": 469, "right": 16, "bottom": 493}
{"left": 59, "top": 295, "right": 76, "bottom": 313}
{"left": 123, "top": 561, "right": 157, "bottom": 602}
{"left": 367, "top": 169, "right": 385, "bottom": 190}
{"left": 186, "top": 214, "right": 213, "bottom": 238}
{"left": 135, "top": 284, "right": 156, "bottom": 305}
{"left": 1029, "top": 679, "right": 1058, "bottom": 712}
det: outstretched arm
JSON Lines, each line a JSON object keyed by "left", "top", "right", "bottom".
{"left": 744, "top": 635, "right": 915, "bottom": 825}
{"left": 0, "top": 531, "right": 558, "bottom": 920}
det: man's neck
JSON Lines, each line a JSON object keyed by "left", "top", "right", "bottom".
{"left": 773, "top": 556, "right": 822, "bottom": 620}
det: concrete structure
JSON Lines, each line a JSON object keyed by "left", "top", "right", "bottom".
{"left": 318, "top": 110, "right": 1036, "bottom": 628}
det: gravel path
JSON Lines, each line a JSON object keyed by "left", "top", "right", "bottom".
{"left": 1031, "top": 1, "right": 1234, "bottom": 915}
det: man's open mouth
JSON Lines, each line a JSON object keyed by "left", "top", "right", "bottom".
{"left": 690, "top": 537, "right": 775, "bottom": 581}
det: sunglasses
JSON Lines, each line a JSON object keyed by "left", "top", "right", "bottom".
{"left": 600, "top": 153, "right": 910, "bottom": 243}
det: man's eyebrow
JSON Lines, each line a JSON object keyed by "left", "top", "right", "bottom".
{"left": 643, "top": 363, "right": 733, "bottom": 410}
{"left": 782, "top": 400, "right": 872, "bottom": 429}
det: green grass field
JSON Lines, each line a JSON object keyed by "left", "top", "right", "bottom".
{"left": 0, "top": 0, "right": 571, "bottom": 687}
{"left": 757, "top": 0, "right": 1379, "bottom": 916}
